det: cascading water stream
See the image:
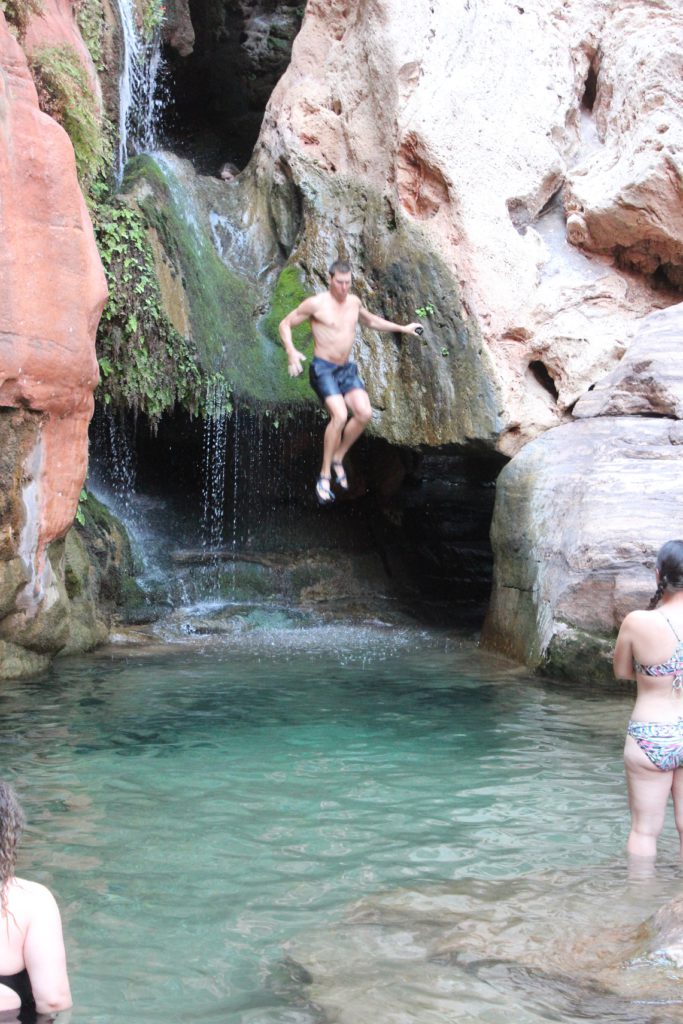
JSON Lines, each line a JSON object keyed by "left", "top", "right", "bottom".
{"left": 201, "top": 379, "right": 230, "bottom": 553}
{"left": 93, "top": 407, "right": 138, "bottom": 517}
{"left": 114, "top": 0, "right": 165, "bottom": 182}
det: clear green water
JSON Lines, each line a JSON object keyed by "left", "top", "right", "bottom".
{"left": 3, "top": 627, "right": 683, "bottom": 1023}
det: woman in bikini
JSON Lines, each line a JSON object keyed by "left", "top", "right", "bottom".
{"left": 0, "top": 781, "right": 72, "bottom": 1019}
{"left": 614, "top": 540, "right": 683, "bottom": 860}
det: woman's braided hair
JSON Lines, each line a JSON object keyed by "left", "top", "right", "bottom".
{"left": 0, "top": 782, "right": 24, "bottom": 916}
{"left": 649, "top": 540, "right": 683, "bottom": 609}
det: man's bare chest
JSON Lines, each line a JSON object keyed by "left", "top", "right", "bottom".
{"left": 313, "top": 300, "right": 359, "bottom": 333}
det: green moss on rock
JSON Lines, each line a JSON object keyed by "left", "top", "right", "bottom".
{"left": 259, "top": 264, "right": 317, "bottom": 405}
{"left": 76, "top": 0, "right": 106, "bottom": 71}
{"left": 30, "top": 44, "right": 111, "bottom": 186}
{"left": 122, "top": 156, "right": 318, "bottom": 407}
{"left": 92, "top": 181, "right": 228, "bottom": 424}
{"left": 74, "top": 490, "right": 149, "bottom": 621}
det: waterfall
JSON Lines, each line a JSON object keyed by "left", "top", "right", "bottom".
{"left": 201, "top": 379, "right": 231, "bottom": 552}
{"left": 115, "top": 0, "right": 165, "bottom": 182}
{"left": 96, "top": 407, "right": 138, "bottom": 515}
{"left": 230, "top": 400, "right": 242, "bottom": 577}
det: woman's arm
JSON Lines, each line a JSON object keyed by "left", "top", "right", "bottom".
{"left": 613, "top": 612, "right": 636, "bottom": 681}
{"left": 23, "top": 885, "right": 72, "bottom": 1014}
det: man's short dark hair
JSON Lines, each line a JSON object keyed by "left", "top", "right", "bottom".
{"left": 329, "top": 259, "right": 352, "bottom": 277}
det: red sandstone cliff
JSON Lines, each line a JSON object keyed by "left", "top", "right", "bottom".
{"left": 0, "top": 9, "right": 107, "bottom": 675}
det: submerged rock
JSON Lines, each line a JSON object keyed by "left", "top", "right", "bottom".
{"left": 284, "top": 872, "right": 683, "bottom": 1024}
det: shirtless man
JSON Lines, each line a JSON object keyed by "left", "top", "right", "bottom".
{"left": 279, "top": 260, "right": 422, "bottom": 504}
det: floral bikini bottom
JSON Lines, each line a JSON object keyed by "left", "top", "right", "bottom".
{"left": 627, "top": 719, "right": 683, "bottom": 772}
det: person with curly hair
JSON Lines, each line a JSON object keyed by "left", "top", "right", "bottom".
{"left": 614, "top": 540, "right": 683, "bottom": 860}
{"left": 0, "top": 781, "right": 71, "bottom": 1018}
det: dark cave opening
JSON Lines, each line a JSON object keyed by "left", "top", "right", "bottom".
{"left": 581, "top": 63, "right": 598, "bottom": 113}
{"left": 159, "top": 0, "right": 303, "bottom": 173}
{"left": 90, "top": 404, "right": 504, "bottom": 628}
{"left": 528, "top": 360, "right": 559, "bottom": 401}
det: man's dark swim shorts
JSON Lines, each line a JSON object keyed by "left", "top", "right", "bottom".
{"left": 309, "top": 356, "right": 366, "bottom": 403}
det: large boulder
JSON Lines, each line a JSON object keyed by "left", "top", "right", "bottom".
{"left": 482, "top": 416, "right": 683, "bottom": 681}
{"left": 0, "top": 12, "right": 107, "bottom": 677}
{"left": 482, "top": 304, "right": 683, "bottom": 680}
{"left": 573, "top": 302, "right": 683, "bottom": 419}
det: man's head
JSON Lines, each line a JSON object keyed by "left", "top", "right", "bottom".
{"left": 328, "top": 259, "right": 352, "bottom": 301}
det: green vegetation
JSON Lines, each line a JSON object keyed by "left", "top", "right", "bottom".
{"left": 262, "top": 265, "right": 308, "bottom": 347}
{"left": 415, "top": 302, "right": 435, "bottom": 318}
{"left": 29, "top": 44, "right": 111, "bottom": 187}
{"left": 91, "top": 181, "right": 230, "bottom": 424}
{"left": 121, "top": 156, "right": 316, "bottom": 408}
{"left": 0, "top": 0, "right": 42, "bottom": 39}
{"left": 76, "top": 0, "right": 106, "bottom": 71}
{"left": 75, "top": 488, "right": 88, "bottom": 526}
{"left": 260, "top": 264, "right": 317, "bottom": 404}
{"left": 141, "top": 0, "right": 165, "bottom": 39}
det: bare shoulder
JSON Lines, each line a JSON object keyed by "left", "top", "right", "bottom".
{"left": 306, "top": 291, "right": 328, "bottom": 314}
{"left": 620, "top": 608, "right": 659, "bottom": 637}
{"left": 621, "top": 608, "right": 647, "bottom": 627}
{"left": 293, "top": 293, "right": 320, "bottom": 315}
{"left": 13, "top": 877, "right": 59, "bottom": 909}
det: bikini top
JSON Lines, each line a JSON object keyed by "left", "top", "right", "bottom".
{"left": 633, "top": 612, "right": 683, "bottom": 691}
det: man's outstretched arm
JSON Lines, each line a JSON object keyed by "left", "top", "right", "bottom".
{"left": 359, "top": 307, "right": 422, "bottom": 334}
{"left": 279, "top": 298, "right": 316, "bottom": 377}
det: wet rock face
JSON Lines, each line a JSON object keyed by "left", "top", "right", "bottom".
{"left": 163, "top": 0, "right": 302, "bottom": 169}
{"left": 370, "top": 447, "right": 503, "bottom": 619}
{"left": 0, "top": 13, "right": 107, "bottom": 678}
{"left": 483, "top": 304, "right": 683, "bottom": 680}
{"left": 246, "top": 0, "right": 680, "bottom": 455}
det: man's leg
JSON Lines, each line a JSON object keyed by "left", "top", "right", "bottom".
{"left": 318, "top": 395, "right": 348, "bottom": 499}
{"left": 334, "top": 388, "right": 372, "bottom": 464}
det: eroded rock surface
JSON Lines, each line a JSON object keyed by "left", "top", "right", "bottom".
{"left": 563, "top": 0, "right": 683, "bottom": 290}
{"left": 483, "top": 302, "right": 683, "bottom": 679}
{"left": 573, "top": 302, "right": 683, "bottom": 419}
{"left": 242, "top": 0, "right": 681, "bottom": 454}
{"left": 0, "top": 12, "right": 107, "bottom": 677}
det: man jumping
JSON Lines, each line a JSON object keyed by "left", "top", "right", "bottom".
{"left": 278, "top": 260, "right": 422, "bottom": 505}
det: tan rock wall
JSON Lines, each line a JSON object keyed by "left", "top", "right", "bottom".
{"left": 249, "top": 0, "right": 681, "bottom": 454}
{"left": 564, "top": 0, "right": 683, "bottom": 288}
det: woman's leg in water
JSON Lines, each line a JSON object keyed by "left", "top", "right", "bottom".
{"left": 624, "top": 734, "right": 674, "bottom": 858}
{"left": 671, "top": 765, "right": 683, "bottom": 859}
